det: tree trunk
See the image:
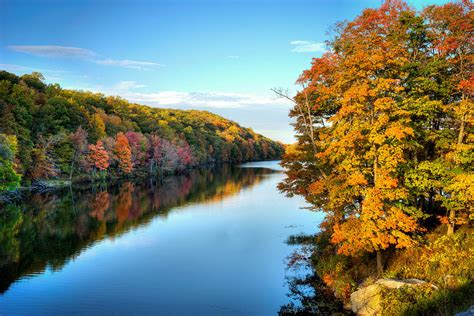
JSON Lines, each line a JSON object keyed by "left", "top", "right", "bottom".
{"left": 376, "top": 251, "right": 383, "bottom": 274}
{"left": 69, "top": 151, "right": 76, "bottom": 183}
{"left": 447, "top": 110, "right": 465, "bottom": 236}
{"left": 457, "top": 115, "right": 465, "bottom": 144}
{"left": 447, "top": 209, "right": 455, "bottom": 235}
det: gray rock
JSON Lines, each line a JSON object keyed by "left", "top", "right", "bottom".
{"left": 350, "top": 278, "right": 433, "bottom": 315}
{"left": 375, "top": 278, "right": 426, "bottom": 289}
{"left": 350, "top": 284, "right": 382, "bottom": 315}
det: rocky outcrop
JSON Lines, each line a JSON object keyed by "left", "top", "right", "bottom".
{"left": 350, "top": 278, "right": 431, "bottom": 315}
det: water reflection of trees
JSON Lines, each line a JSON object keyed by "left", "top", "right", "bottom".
{"left": 0, "top": 164, "right": 276, "bottom": 294}
{"left": 279, "top": 236, "right": 350, "bottom": 315}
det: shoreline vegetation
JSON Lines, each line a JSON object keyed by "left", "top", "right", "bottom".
{"left": 278, "top": 0, "right": 473, "bottom": 315}
{"left": 0, "top": 70, "right": 284, "bottom": 200}
{"left": 0, "top": 159, "right": 280, "bottom": 204}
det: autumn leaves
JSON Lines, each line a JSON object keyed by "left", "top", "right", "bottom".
{"left": 280, "top": 0, "right": 473, "bottom": 269}
{"left": 76, "top": 130, "right": 195, "bottom": 178}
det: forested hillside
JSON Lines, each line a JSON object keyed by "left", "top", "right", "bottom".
{"left": 279, "top": 0, "right": 473, "bottom": 314}
{"left": 0, "top": 71, "right": 283, "bottom": 189}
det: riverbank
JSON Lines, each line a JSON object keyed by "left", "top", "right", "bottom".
{"left": 285, "top": 227, "right": 473, "bottom": 315}
{"left": 0, "top": 166, "right": 193, "bottom": 204}
{"left": 0, "top": 160, "right": 281, "bottom": 204}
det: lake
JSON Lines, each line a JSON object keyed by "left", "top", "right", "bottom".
{"left": 0, "top": 161, "right": 323, "bottom": 315}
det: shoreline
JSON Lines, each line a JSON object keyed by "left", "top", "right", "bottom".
{"left": 0, "top": 159, "right": 282, "bottom": 204}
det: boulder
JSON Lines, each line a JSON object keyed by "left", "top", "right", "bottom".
{"left": 350, "top": 284, "right": 382, "bottom": 315}
{"left": 375, "top": 278, "right": 426, "bottom": 289}
{"left": 350, "top": 278, "right": 430, "bottom": 315}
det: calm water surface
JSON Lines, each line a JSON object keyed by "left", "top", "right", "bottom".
{"left": 0, "top": 161, "right": 323, "bottom": 315}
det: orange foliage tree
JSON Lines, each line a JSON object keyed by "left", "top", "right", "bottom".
{"left": 318, "top": 0, "right": 424, "bottom": 271}
{"left": 114, "top": 132, "right": 132, "bottom": 174}
{"left": 277, "top": 0, "right": 473, "bottom": 271}
{"left": 88, "top": 140, "right": 110, "bottom": 172}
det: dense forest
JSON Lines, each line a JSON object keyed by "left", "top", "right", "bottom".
{"left": 0, "top": 70, "right": 283, "bottom": 190}
{"left": 278, "top": 0, "right": 473, "bottom": 314}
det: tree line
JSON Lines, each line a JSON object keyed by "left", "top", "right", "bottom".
{"left": 278, "top": 0, "right": 472, "bottom": 271}
{"left": 0, "top": 71, "right": 284, "bottom": 190}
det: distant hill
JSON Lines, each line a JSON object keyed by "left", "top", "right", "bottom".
{"left": 0, "top": 70, "right": 283, "bottom": 186}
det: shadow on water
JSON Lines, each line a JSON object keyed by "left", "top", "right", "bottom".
{"left": 278, "top": 234, "right": 351, "bottom": 315}
{"left": 0, "top": 164, "right": 277, "bottom": 294}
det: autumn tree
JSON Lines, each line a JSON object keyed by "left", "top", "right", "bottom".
{"left": 279, "top": 0, "right": 453, "bottom": 271}
{"left": 423, "top": 0, "right": 474, "bottom": 234}
{"left": 148, "top": 134, "right": 163, "bottom": 174}
{"left": 89, "top": 113, "right": 106, "bottom": 142}
{"left": 176, "top": 140, "right": 194, "bottom": 171}
{"left": 88, "top": 140, "right": 110, "bottom": 173}
{"left": 114, "top": 132, "right": 132, "bottom": 174}
{"left": 160, "top": 139, "right": 179, "bottom": 173}
{"left": 125, "top": 131, "right": 149, "bottom": 168}
{"left": 30, "top": 135, "right": 60, "bottom": 180}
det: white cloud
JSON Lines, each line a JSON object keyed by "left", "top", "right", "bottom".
{"left": 8, "top": 45, "right": 163, "bottom": 70}
{"left": 93, "top": 83, "right": 295, "bottom": 142}
{"left": 8, "top": 45, "right": 95, "bottom": 58}
{"left": 114, "top": 81, "right": 147, "bottom": 90}
{"left": 290, "top": 40, "right": 327, "bottom": 53}
{"left": 227, "top": 55, "right": 240, "bottom": 59}
{"left": 57, "top": 80, "right": 296, "bottom": 143}
{"left": 94, "top": 59, "right": 164, "bottom": 70}
{"left": 88, "top": 81, "right": 291, "bottom": 109}
{"left": 120, "top": 90, "right": 291, "bottom": 109}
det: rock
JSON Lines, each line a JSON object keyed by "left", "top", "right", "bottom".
{"left": 375, "top": 278, "right": 426, "bottom": 289}
{"left": 350, "top": 284, "right": 382, "bottom": 315}
{"left": 350, "top": 278, "right": 432, "bottom": 315}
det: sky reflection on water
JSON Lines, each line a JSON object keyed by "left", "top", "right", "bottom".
{"left": 0, "top": 161, "right": 323, "bottom": 315}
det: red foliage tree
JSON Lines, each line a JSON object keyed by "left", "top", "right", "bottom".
{"left": 125, "top": 131, "right": 149, "bottom": 167}
{"left": 148, "top": 134, "right": 163, "bottom": 173}
{"left": 176, "top": 140, "right": 194, "bottom": 171}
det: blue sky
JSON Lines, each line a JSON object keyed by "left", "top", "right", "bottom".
{"left": 1, "top": 0, "right": 451, "bottom": 143}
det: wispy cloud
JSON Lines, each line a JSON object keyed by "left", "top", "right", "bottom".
{"left": 8, "top": 45, "right": 163, "bottom": 70}
{"left": 114, "top": 81, "right": 147, "bottom": 90}
{"left": 94, "top": 59, "right": 164, "bottom": 70}
{"left": 9, "top": 45, "right": 95, "bottom": 58}
{"left": 227, "top": 55, "right": 240, "bottom": 59}
{"left": 290, "top": 40, "right": 327, "bottom": 53}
